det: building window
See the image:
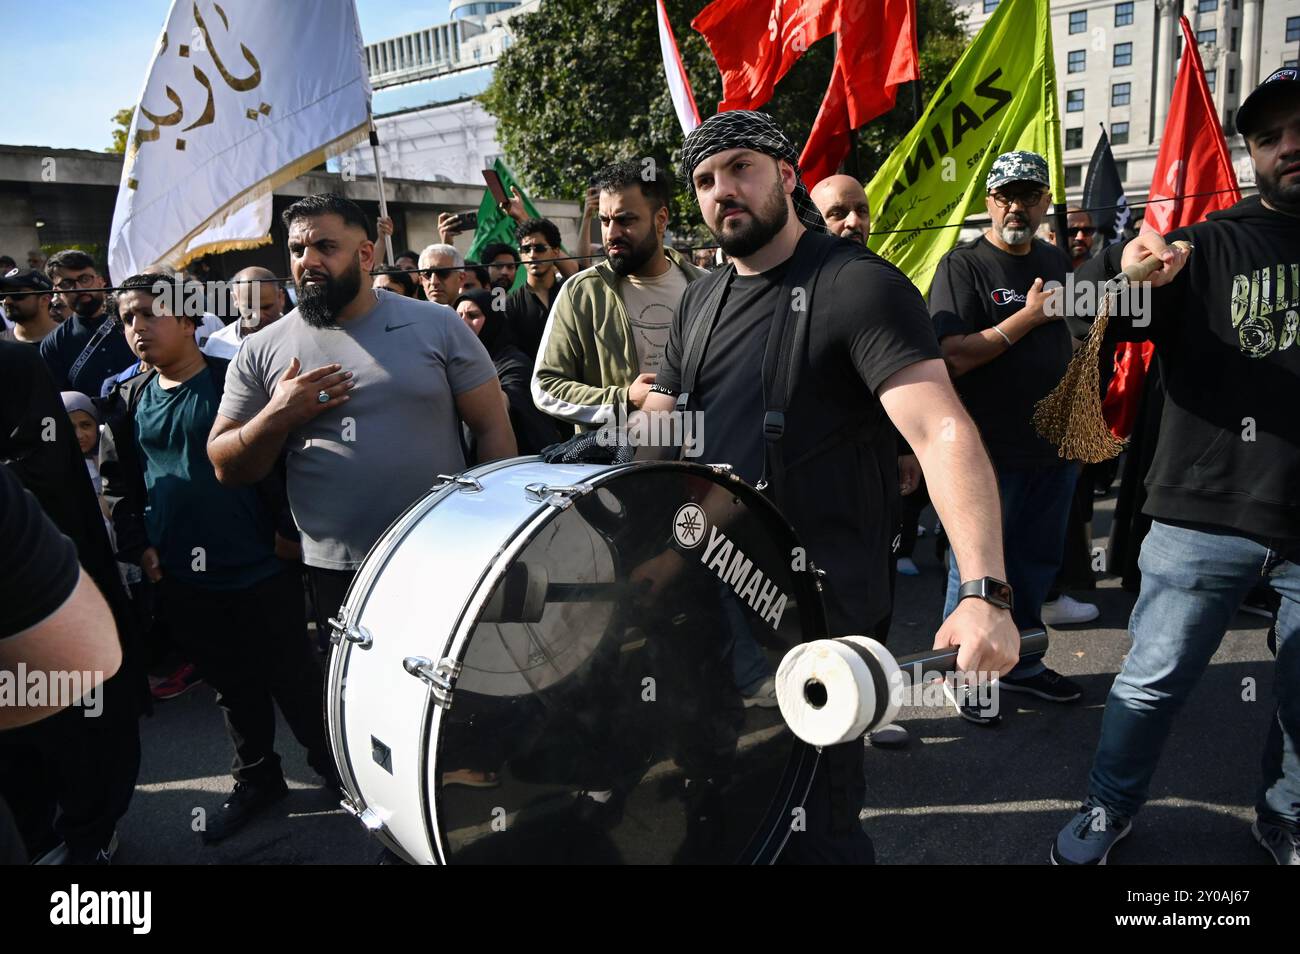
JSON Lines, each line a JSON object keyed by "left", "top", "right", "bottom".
{"left": 1068, "top": 89, "right": 1086, "bottom": 112}
{"left": 1288, "top": 17, "right": 1300, "bottom": 42}
{"left": 983, "top": 0, "right": 998, "bottom": 12}
{"left": 1068, "top": 50, "right": 1086, "bottom": 73}
{"left": 1111, "top": 121, "right": 1130, "bottom": 145}
{"left": 1066, "top": 127, "right": 1084, "bottom": 150}
{"left": 1226, "top": 108, "right": 1235, "bottom": 130}
{"left": 1287, "top": 59, "right": 1300, "bottom": 69}
{"left": 1069, "top": 10, "right": 1087, "bottom": 34}
{"left": 1114, "top": 42, "right": 1133, "bottom": 67}
{"left": 1114, "top": 160, "right": 1128, "bottom": 181}
{"left": 1111, "top": 82, "right": 1131, "bottom": 106}
{"left": 1115, "top": 2, "right": 1133, "bottom": 27}
{"left": 1197, "top": 0, "right": 1217, "bottom": 11}
{"left": 1228, "top": 68, "right": 1237, "bottom": 94}
{"left": 1197, "top": 29, "right": 1217, "bottom": 46}
{"left": 1065, "top": 164, "right": 1082, "bottom": 188}
{"left": 1231, "top": 27, "right": 1239, "bottom": 51}
{"left": 1206, "top": 69, "right": 1217, "bottom": 93}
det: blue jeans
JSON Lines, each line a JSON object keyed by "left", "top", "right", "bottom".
{"left": 1087, "top": 521, "right": 1300, "bottom": 828}
{"left": 943, "top": 463, "right": 1077, "bottom": 678}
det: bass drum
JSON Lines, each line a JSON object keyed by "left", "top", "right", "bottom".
{"left": 326, "top": 458, "right": 823, "bottom": 864}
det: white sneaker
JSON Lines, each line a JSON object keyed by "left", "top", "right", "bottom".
{"left": 896, "top": 557, "right": 920, "bottom": 576}
{"left": 866, "top": 723, "right": 909, "bottom": 747}
{"left": 743, "top": 676, "right": 778, "bottom": 708}
{"left": 1041, "top": 595, "right": 1099, "bottom": 626}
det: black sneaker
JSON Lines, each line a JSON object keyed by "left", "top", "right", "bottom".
{"left": 942, "top": 680, "right": 1001, "bottom": 726}
{"left": 1253, "top": 818, "right": 1300, "bottom": 865}
{"left": 201, "top": 779, "right": 288, "bottom": 844}
{"left": 1000, "top": 668, "right": 1082, "bottom": 702}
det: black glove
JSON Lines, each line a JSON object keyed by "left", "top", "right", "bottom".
{"left": 539, "top": 431, "right": 636, "bottom": 465}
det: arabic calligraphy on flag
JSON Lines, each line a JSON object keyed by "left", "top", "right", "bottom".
{"left": 109, "top": 0, "right": 371, "bottom": 279}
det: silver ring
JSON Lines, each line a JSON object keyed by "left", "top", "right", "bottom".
{"left": 317, "top": 390, "right": 330, "bottom": 404}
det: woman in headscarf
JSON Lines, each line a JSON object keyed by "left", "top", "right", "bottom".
{"left": 454, "top": 289, "right": 564, "bottom": 456}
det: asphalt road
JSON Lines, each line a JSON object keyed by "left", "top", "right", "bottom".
{"left": 114, "top": 488, "right": 1278, "bottom": 865}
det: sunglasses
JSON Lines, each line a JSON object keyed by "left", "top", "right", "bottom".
{"left": 519, "top": 243, "right": 551, "bottom": 255}
{"left": 1070, "top": 226, "right": 1098, "bottom": 236}
{"left": 422, "top": 266, "right": 459, "bottom": 281}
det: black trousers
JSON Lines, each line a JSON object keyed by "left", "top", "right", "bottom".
{"left": 0, "top": 669, "right": 141, "bottom": 859}
{"left": 157, "top": 568, "right": 332, "bottom": 787}
{"left": 306, "top": 565, "right": 357, "bottom": 651}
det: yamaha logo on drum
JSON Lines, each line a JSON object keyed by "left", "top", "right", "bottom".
{"left": 673, "top": 503, "right": 707, "bottom": 548}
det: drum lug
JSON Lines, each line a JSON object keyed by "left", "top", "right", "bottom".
{"left": 340, "top": 796, "right": 384, "bottom": 833}
{"left": 434, "top": 474, "right": 485, "bottom": 493}
{"left": 524, "top": 482, "right": 594, "bottom": 510}
{"left": 327, "top": 609, "right": 373, "bottom": 649}
{"left": 402, "top": 655, "right": 460, "bottom": 708}
{"left": 806, "top": 564, "right": 828, "bottom": 593}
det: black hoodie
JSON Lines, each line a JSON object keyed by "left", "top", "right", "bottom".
{"left": 1078, "top": 195, "right": 1299, "bottom": 542}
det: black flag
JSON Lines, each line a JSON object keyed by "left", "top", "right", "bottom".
{"left": 1083, "top": 125, "right": 1132, "bottom": 247}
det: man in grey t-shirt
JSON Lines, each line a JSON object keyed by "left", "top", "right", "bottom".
{"left": 208, "top": 194, "right": 516, "bottom": 642}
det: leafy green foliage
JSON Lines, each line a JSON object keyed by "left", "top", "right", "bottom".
{"left": 481, "top": 0, "right": 968, "bottom": 239}
{"left": 108, "top": 107, "right": 134, "bottom": 154}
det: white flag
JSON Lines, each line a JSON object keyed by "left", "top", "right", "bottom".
{"left": 109, "top": 0, "right": 371, "bottom": 280}
{"left": 656, "top": 0, "right": 700, "bottom": 135}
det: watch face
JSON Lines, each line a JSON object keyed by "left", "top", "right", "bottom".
{"left": 986, "top": 579, "right": 1013, "bottom": 607}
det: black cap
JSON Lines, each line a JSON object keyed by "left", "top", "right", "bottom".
{"left": 1237, "top": 67, "right": 1299, "bottom": 138}
{"left": 0, "top": 268, "right": 54, "bottom": 293}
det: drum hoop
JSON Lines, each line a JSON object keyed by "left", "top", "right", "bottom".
{"left": 328, "top": 454, "right": 538, "bottom": 859}
{"left": 426, "top": 459, "right": 825, "bottom": 864}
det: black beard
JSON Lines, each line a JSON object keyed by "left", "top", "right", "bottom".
{"left": 1256, "top": 163, "right": 1300, "bottom": 215}
{"left": 297, "top": 259, "right": 362, "bottom": 328}
{"left": 73, "top": 294, "right": 103, "bottom": 319}
{"left": 712, "top": 179, "right": 789, "bottom": 259}
{"left": 607, "top": 230, "right": 659, "bottom": 276}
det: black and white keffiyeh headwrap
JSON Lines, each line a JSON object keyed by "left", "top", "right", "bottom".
{"left": 681, "top": 110, "right": 828, "bottom": 234}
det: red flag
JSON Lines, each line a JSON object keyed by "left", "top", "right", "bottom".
{"left": 693, "top": 0, "right": 840, "bottom": 113}
{"left": 1102, "top": 16, "right": 1241, "bottom": 439}
{"left": 1142, "top": 16, "right": 1241, "bottom": 234}
{"left": 799, "top": 0, "right": 919, "bottom": 187}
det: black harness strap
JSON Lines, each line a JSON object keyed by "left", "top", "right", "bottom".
{"left": 755, "top": 232, "right": 839, "bottom": 502}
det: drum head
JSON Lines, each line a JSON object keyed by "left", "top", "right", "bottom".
{"left": 435, "top": 463, "right": 821, "bottom": 864}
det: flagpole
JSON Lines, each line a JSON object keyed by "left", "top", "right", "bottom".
{"left": 368, "top": 116, "right": 396, "bottom": 266}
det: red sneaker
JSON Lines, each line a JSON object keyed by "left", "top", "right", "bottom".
{"left": 151, "top": 663, "right": 203, "bottom": 701}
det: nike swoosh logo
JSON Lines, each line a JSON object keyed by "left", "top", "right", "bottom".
{"left": 385, "top": 322, "right": 416, "bottom": 332}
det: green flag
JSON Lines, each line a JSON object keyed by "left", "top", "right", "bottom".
{"left": 866, "top": 0, "right": 1063, "bottom": 295}
{"left": 467, "top": 158, "right": 542, "bottom": 263}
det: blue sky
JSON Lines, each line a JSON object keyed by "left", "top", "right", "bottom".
{"left": 1, "top": 1, "right": 451, "bottom": 151}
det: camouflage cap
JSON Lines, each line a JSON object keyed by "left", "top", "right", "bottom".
{"left": 986, "top": 151, "right": 1051, "bottom": 192}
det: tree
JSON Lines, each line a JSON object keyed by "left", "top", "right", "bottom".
{"left": 480, "top": 0, "right": 968, "bottom": 237}
{"left": 108, "top": 107, "right": 134, "bottom": 154}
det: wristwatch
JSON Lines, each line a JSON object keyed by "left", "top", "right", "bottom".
{"left": 958, "top": 577, "right": 1014, "bottom": 611}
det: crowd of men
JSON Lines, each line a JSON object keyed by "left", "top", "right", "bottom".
{"left": 0, "top": 67, "right": 1296, "bottom": 866}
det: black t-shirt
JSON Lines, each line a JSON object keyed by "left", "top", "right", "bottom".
{"left": 37, "top": 310, "right": 136, "bottom": 398}
{"left": 0, "top": 462, "right": 79, "bottom": 638}
{"left": 505, "top": 275, "right": 565, "bottom": 360}
{"left": 929, "top": 236, "right": 1074, "bottom": 468}
{"left": 657, "top": 233, "right": 940, "bottom": 631}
